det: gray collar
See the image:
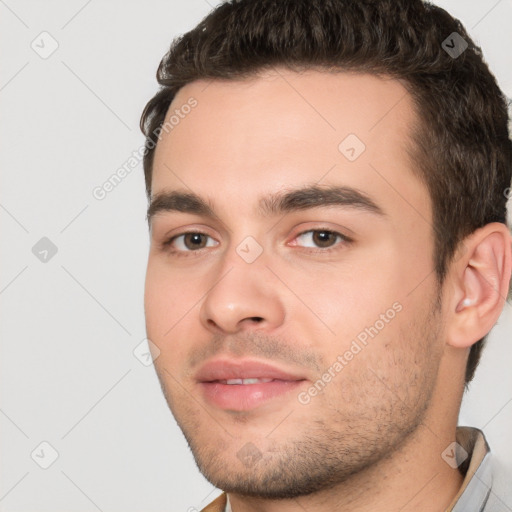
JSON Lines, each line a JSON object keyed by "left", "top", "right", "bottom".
{"left": 448, "top": 426, "right": 492, "bottom": 511}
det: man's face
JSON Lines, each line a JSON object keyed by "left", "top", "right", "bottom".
{"left": 144, "top": 69, "right": 445, "bottom": 497}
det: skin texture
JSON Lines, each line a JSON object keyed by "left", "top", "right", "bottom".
{"left": 144, "top": 69, "right": 511, "bottom": 511}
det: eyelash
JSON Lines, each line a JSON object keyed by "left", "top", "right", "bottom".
{"left": 160, "top": 228, "right": 352, "bottom": 257}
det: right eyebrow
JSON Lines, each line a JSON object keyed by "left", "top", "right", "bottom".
{"left": 147, "top": 191, "right": 215, "bottom": 223}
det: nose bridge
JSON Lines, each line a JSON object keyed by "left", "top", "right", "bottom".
{"left": 199, "top": 236, "right": 285, "bottom": 333}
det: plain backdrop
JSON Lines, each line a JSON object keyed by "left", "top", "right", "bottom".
{"left": 1, "top": 1, "right": 511, "bottom": 511}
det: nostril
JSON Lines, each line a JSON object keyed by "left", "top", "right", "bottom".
{"left": 250, "top": 317, "right": 264, "bottom": 322}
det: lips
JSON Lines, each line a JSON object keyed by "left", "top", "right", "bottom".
{"left": 196, "top": 359, "right": 304, "bottom": 382}
{"left": 195, "top": 359, "right": 307, "bottom": 411}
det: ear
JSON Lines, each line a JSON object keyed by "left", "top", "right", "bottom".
{"left": 447, "top": 222, "right": 512, "bottom": 349}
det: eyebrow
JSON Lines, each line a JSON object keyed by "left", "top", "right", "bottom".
{"left": 146, "top": 184, "right": 385, "bottom": 224}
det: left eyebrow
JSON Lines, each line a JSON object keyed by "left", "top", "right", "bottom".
{"left": 258, "top": 184, "right": 385, "bottom": 217}
{"left": 146, "top": 184, "right": 385, "bottom": 224}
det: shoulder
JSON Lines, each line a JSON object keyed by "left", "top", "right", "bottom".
{"left": 485, "top": 455, "right": 512, "bottom": 511}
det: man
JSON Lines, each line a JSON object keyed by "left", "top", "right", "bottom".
{"left": 140, "top": 0, "right": 512, "bottom": 510}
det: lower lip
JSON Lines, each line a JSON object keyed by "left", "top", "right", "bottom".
{"left": 199, "top": 380, "right": 305, "bottom": 411}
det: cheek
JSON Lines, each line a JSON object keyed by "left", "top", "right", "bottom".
{"left": 288, "top": 258, "right": 403, "bottom": 344}
{"left": 144, "top": 262, "right": 169, "bottom": 337}
{"left": 320, "top": 302, "right": 440, "bottom": 420}
{"left": 144, "top": 259, "right": 199, "bottom": 347}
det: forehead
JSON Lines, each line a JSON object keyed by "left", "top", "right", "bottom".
{"left": 151, "top": 69, "right": 429, "bottom": 225}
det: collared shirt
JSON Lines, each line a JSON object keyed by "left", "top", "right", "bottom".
{"left": 201, "top": 427, "right": 496, "bottom": 512}
{"left": 447, "top": 426, "right": 492, "bottom": 511}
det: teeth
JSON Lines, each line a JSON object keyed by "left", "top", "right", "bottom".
{"left": 223, "top": 378, "right": 274, "bottom": 385}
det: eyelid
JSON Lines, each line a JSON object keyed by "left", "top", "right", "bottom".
{"left": 158, "top": 224, "right": 218, "bottom": 245}
{"left": 288, "top": 227, "right": 353, "bottom": 249}
{"left": 289, "top": 228, "right": 352, "bottom": 254}
{"left": 156, "top": 226, "right": 220, "bottom": 257}
{"left": 161, "top": 229, "right": 218, "bottom": 251}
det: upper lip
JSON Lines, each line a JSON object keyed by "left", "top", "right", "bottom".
{"left": 195, "top": 358, "right": 306, "bottom": 382}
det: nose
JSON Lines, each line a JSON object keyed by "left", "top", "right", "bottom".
{"left": 199, "top": 253, "right": 286, "bottom": 335}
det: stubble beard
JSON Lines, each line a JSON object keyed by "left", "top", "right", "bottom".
{"left": 154, "top": 297, "right": 443, "bottom": 500}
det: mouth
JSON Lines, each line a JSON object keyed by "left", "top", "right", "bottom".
{"left": 218, "top": 378, "right": 274, "bottom": 384}
{"left": 195, "top": 359, "right": 307, "bottom": 411}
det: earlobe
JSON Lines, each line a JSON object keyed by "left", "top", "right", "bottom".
{"left": 447, "top": 223, "right": 512, "bottom": 349}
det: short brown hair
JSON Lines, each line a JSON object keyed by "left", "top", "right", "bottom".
{"left": 140, "top": 0, "right": 512, "bottom": 385}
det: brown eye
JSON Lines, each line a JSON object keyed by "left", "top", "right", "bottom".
{"left": 165, "top": 232, "right": 218, "bottom": 253}
{"left": 311, "top": 231, "right": 338, "bottom": 248}
{"left": 295, "top": 229, "right": 346, "bottom": 249}
{"left": 183, "top": 233, "right": 208, "bottom": 250}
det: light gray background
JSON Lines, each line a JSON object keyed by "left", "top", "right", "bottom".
{"left": 1, "top": 1, "right": 511, "bottom": 511}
